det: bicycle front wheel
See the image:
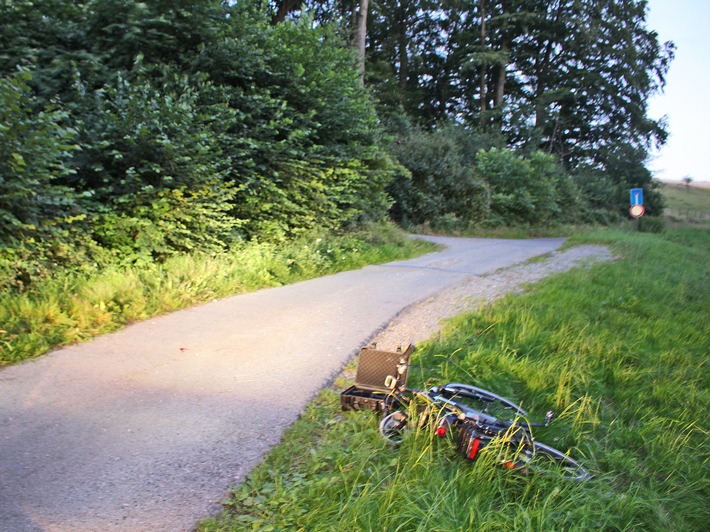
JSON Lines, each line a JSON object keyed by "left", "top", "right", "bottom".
{"left": 378, "top": 410, "right": 409, "bottom": 445}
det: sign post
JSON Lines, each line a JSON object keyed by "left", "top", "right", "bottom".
{"left": 629, "top": 188, "right": 645, "bottom": 218}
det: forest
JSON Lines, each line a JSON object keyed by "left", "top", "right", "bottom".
{"left": 0, "top": 0, "right": 674, "bottom": 290}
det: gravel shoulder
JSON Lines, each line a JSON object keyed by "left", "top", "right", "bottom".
{"left": 369, "top": 244, "right": 615, "bottom": 351}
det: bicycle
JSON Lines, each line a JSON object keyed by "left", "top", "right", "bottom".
{"left": 378, "top": 379, "right": 592, "bottom": 482}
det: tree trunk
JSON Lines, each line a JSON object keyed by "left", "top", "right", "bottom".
{"left": 493, "top": 37, "right": 508, "bottom": 109}
{"left": 534, "top": 39, "right": 554, "bottom": 128}
{"left": 355, "top": 0, "right": 369, "bottom": 85}
{"left": 479, "top": 0, "right": 487, "bottom": 123}
{"left": 493, "top": 2, "right": 509, "bottom": 112}
{"left": 271, "top": 0, "right": 303, "bottom": 25}
{"left": 398, "top": 18, "right": 408, "bottom": 89}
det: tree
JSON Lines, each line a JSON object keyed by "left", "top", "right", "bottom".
{"left": 0, "top": 70, "right": 78, "bottom": 240}
{"left": 191, "top": 4, "right": 396, "bottom": 237}
{"left": 387, "top": 124, "right": 494, "bottom": 229}
{"left": 503, "top": 0, "right": 674, "bottom": 167}
{"left": 0, "top": 0, "right": 397, "bottom": 253}
{"left": 364, "top": 0, "right": 672, "bottom": 167}
{"left": 475, "top": 147, "right": 580, "bottom": 225}
{"left": 354, "top": 0, "right": 369, "bottom": 84}
{"left": 270, "top": 0, "right": 306, "bottom": 24}
{"left": 366, "top": 0, "right": 439, "bottom": 119}
{"left": 267, "top": 0, "right": 371, "bottom": 83}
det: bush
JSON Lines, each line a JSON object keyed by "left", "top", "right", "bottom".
{"left": 388, "top": 124, "right": 491, "bottom": 230}
{"left": 196, "top": 11, "right": 397, "bottom": 238}
{"left": 388, "top": 127, "right": 587, "bottom": 230}
{"left": 73, "top": 75, "right": 239, "bottom": 260}
{"left": 476, "top": 148, "right": 578, "bottom": 226}
{"left": 0, "top": 69, "right": 79, "bottom": 240}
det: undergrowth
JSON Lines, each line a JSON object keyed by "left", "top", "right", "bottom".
{"left": 0, "top": 223, "right": 435, "bottom": 366}
{"left": 200, "top": 226, "right": 710, "bottom": 531}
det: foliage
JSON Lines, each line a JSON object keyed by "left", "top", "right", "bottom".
{"left": 200, "top": 227, "right": 710, "bottom": 531}
{"left": 598, "top": 142, "right": 665, "bottom": 216}
{"left": 388, "top": 125, "right": 590, "bottom": 230}
{"left": 0, "top": 0, "right": 398, "bottom": 285}
{"left": 0, "top": 223, "right": 435, "bottom": 366}
{"left": 476, "top": 147, "right": 584, "bottom": 225}
{"left": 387, "top": 124, "right": 492, "bottom": 230}
{"left": 72, "top": 75, "right": 239, "bottom": 260}
{"left": 0, "top": 69, "right": 108, "bottom": 289}
{"left": 364, "top": 0, "right": 674, "bottom": 166}
{"left": 196, "top": 10, "right": 398, "bottom": 238}
{"left": 0, "top": 70, "right": 78, "bottom": 239}
{"left": 282, "top": 0, "right": 673, "bottom": 222}
{"left": 0, "top": 0, "right": 674, "bottom": 288}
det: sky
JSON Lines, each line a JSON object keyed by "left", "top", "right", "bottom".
{"left": 646, "top": 0, "right": 710, "bottom": 182}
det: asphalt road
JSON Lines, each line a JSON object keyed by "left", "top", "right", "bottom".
{"left": 0, "top": 236, "right": 564, "bottom": 531}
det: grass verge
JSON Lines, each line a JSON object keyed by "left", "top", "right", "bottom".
{"left": 0, "top": 223, "right": 436, "bottom": 366}
{"left": 199, "top": 226, "right": 709, "bottom": 531}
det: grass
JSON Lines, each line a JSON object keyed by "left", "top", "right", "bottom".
{"left": 0, "top": 223, "right": 436, "bottom": 366}
{"left": 199, "top": 226, "right": 710, "bottom": 531}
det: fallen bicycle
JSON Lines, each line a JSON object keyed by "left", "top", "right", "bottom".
{"left": 341, "top": 345, "right": 592, "bottom": 482}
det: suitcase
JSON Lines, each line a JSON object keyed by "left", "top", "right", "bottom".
{"left": 341, "top": 344, "right": 413, "bottom": 412}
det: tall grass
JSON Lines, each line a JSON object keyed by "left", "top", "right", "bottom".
{"left": 200, "top": 226, "right": 709, "bottom": 531}
{"left": 0, "top": 224, "right": 435, "bottom": 366}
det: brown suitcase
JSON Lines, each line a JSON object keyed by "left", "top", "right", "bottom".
{"left": 340, "top": 344, "right": 413, "bottom": 412}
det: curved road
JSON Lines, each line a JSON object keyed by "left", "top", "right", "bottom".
{"left": 0, "top": 236, "right": 564, "bottom": 531}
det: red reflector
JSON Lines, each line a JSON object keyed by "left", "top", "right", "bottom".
{"left": 436, "top": 426, "right": 447, "bottom": 437}
{"left": 468, "top": 438, "right": 481, "bottom": 460}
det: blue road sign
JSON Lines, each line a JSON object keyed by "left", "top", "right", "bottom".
{"left": 630, "top": 188, "right": 644, "bottom": 206}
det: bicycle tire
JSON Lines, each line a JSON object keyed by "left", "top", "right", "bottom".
{"left": 379, "top": 410, "right": 409, "bottom": 445}
{"left": 514, "top": 439, "right": 592, "bottom": 481}
{"left": 457, "top": 423, "right": 591, "bottom": 481}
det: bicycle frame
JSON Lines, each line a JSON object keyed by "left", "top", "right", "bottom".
{"left": 379, "top": 381, "right": 592, "bottom": 481}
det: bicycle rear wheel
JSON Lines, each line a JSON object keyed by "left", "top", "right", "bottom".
{"left": 511, "top": 440, "right": 592, "bottom": 482}
{"left": 456, "top": 422, "right": 591, "bottom": 481}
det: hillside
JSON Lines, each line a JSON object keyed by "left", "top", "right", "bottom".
{"left": 658, "top": 179, "right": 710, "bottom": 223}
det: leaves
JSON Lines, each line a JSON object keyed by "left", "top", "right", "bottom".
{"left": 0, "top": 1, "right": 394, "bottom": 279}
{"left": 0, "top": 0, "right": 673, "bottom": 283}
{"left": 0, "top": 70, "right": 78, "bottom": 239}
{"left": 363, "top": 0, "right": 672, "bottom": 169}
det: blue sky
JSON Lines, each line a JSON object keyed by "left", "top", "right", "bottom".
{"left": 646, "top": 0, "right": 710, "bottom": 182}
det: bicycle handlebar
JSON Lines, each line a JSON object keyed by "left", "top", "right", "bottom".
{"left": 387, "top": 379, "right": 560, "bottom": 431}
{"left": 388, "top": 383, "right": 525, "bottom": 432}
